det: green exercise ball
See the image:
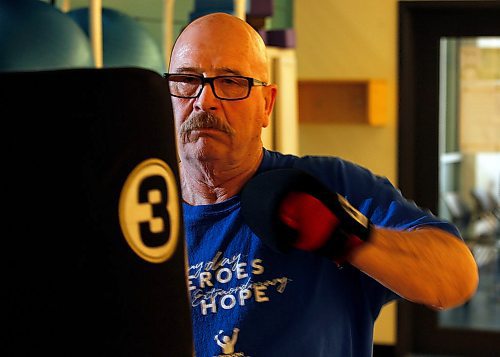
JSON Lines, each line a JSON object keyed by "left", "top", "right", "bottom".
{"left": 68, "top": 7, "right": 164, "bottom": 73}
{"left": 0, "top": 0, "right": 93, "bottom": 71}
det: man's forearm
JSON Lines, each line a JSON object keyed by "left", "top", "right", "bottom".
{"left": 348, "top": 227, "right": 479, "bottom": 309}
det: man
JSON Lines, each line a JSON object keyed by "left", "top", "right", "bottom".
{"left": 166, "top": 12, "right": 478, "bottom": 357}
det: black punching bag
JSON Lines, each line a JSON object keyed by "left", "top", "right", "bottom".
{"left": 1, "top": 68, "right": 193, "bottom": 356}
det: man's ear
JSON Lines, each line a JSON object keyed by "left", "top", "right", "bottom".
{"left": 262, "top": 84, "right": 277, "bottom": 128}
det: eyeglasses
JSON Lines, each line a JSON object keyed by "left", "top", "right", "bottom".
{"left": 163, "top": 73, "right": 268, "bottom": 101}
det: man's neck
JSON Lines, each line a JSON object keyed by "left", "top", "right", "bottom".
{"left": 180, "top": 149, "right": 263, "bottom": 205}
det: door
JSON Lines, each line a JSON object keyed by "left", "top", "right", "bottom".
{"left": 397, "top": 1, "right": 500, "bottom": 356}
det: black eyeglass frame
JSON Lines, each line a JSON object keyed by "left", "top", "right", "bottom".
{"left": 163, "top": 73, "right": 268, "bottom": 101}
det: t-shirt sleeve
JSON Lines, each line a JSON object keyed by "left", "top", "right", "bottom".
{"left": 294, "top": 155, "right": 461, "bottom": 239}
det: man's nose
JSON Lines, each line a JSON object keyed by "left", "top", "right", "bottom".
{"left": 194, "top": 83, "right": 219, "bottom": 111}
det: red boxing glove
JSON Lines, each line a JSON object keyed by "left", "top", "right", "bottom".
{"left": 240, "top": 168, "right": 371, "bottom": 265}
{"left": 279, "top": 191, "right": 371, "bottom": 265}
{"left": 279, "top": 192, "right": 340, "bottom": 251}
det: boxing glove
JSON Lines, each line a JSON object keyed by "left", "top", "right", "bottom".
{"left": 279, "top": 189, "right": 371, "bottom": 264}
{"left": 241, "top": 168, "right": 371, "bottom": 265}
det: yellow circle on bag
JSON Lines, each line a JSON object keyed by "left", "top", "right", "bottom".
{"left": 119, "top": 158, "right": 180, "bottom": 263}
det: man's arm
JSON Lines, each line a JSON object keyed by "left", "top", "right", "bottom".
{"left": 348, "top": 227, "right": 478, "bottom": 309}
{"left": 241, "top": 167, "right": 479, "bottom": 310}
{"left": 274, "top": 177, "right": 479, "bottom": 310}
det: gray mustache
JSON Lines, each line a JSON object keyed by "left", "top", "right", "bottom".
{"left": 179, "top": 112, "right": 235, "bottom": 136}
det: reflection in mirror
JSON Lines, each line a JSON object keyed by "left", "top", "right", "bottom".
{"left": 438, "top": 37, "right": 500, "bottom": 332}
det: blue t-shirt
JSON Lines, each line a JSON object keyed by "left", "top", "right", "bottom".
{"left": 183, "top": 149, "right": 459, "bottom": 357}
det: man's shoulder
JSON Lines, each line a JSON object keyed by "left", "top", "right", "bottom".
{"left": 260, "top": 148, "right": 376, "bottom": 186}
{"left": 261, "top": 148, "right": 347, "bottom": 171}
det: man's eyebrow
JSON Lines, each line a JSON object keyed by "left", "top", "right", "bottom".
{"left": 171, "top": 67, "right": 200, "bottom": 73}
{"left": 171, "top": 67, "right": 244, "bottom": 76}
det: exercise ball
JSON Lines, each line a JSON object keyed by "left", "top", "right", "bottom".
{"left": 0, "top": 0, "right": 93, "bottom": 71}
{"left": 68, "top": 7, "right": 164, "bottom": 73}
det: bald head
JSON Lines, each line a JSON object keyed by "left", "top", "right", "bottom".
{"left": 170, "top": 13, "right": 270, "bottom": 82}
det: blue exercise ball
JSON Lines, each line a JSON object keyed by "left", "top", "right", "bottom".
{"left": 0, "top": 0, "right": 93, "bottom": 71}
{"left": 68, "top": 7, "right": 164, "bottom": 73}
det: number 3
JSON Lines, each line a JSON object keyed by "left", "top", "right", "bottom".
{"left": 119, "top": 158, "right": 180, "bottom": 263}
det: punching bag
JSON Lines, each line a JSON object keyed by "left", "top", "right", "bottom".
{"left": 1, "top": 68, "right": 193, "bottom": 356}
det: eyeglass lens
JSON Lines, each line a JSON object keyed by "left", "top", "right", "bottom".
{"left": 168, "top": 75, "right": 249, "bottom": 99}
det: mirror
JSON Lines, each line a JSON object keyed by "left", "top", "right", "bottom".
{"left": 438, "top": 36, "right": 500, "bottom": 332}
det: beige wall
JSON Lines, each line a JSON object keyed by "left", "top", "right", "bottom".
{"left": 295, "top": 0, "right": 398, "bottom": 183}
{"left": 294, "top": 0, "right": 399, "bottom": 345}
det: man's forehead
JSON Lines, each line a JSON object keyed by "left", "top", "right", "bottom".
{"left": 173, "top": 33, "right": 250, "bottom": 56}
{"left": 170, "top": 42, "right": 252, "bottom": 75}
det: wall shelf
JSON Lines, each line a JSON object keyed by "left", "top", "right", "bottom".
{"left": 298, "top": 79, "right": 388, "bottom": 126}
